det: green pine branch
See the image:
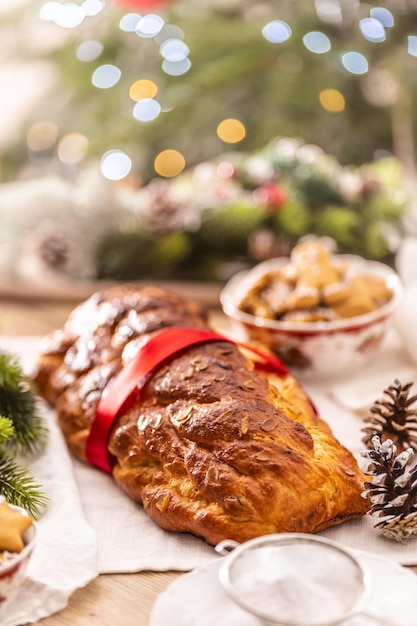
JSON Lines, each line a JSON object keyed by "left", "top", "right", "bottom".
{"left": 0, "top": 351, "right": 48, "bottom": 518}
{"left": 0, "top": 351, "right": 48, "bottom": 455}
{"left": 0, "top": 450, "right": 48, "bottom": 518}
{"left": 0, "top": 416, "right": 14, "bottom": 445}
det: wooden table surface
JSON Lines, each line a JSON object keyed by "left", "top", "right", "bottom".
{"left": 1, "top": 289, "right": 416, "bottom": 626}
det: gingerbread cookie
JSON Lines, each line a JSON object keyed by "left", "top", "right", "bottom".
{"left": 0, "top": 500, "right": 34, "bottom": 553}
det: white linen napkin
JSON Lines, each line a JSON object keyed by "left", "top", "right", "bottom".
{"left": 72, "top": 459, "right": 214, "bottom": 573}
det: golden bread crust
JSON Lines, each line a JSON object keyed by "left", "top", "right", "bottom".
{"left": 33, "top": 283, "right": 368, "bottom": 545}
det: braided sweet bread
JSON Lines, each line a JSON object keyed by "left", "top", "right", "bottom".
{"left": 33, "top": 284, "right": 368, "bottom": 545}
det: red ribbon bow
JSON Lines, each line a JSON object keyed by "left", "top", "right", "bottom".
{"left": 85, "top": 327, "right": 288, "bottom": 474}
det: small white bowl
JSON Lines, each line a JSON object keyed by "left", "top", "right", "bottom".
{"left": 220, "top": 255, "right": 403, "bottom": 380}
{"left": 0, "top": 504, "right": 37, "bottom": 613}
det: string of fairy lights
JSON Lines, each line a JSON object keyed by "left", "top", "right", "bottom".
{"left": 30, "top": 1, "right": 415, "bottom": 182}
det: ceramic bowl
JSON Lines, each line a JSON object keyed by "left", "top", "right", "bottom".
{"left": 0, "top": 504, "right": 37, "bottom": 613}
{"left": 220, "top": 255, "right": 403, "bottom": 380}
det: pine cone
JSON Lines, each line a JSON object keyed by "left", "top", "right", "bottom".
{"left": 361, "top": 436, "right": 417, "bottom": 542}
{"left": 362, "top": 379, "right": 417, "bottom": 452}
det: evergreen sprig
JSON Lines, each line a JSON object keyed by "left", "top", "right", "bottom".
{"left": 0, "top": 352, "right": 48, "bottom": 455}
{"left": 0, "top": 416, "right": 14, "bottom": 445}
{"left": 0, "top": 450, "right": 48, "bottom": 518}
{"left": 0, "top": 351, "right": 48, "bottom": 518}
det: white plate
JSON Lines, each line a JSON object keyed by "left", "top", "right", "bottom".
{"left": 150, "top": 551, "right": 417, "bottom": 626}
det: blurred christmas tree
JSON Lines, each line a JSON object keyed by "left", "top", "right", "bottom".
{"left": 0, "top": 0, "right": 414, "bottom": 283}
{"left": 2, "top": 0, "right": 417, "bottom": 181}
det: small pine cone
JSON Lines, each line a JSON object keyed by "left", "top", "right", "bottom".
{"left": 374, "top": 511, "right": 417, "bottom": 543}
{"left": 361, "top": 436, "right": 417, "bottom": 542}
{"left": 362, "top": 379, "right": 417, "bottom": 452}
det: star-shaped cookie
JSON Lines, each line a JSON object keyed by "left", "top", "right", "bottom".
{"left": 0, "top": 500, "right": 34, "bottom": 553}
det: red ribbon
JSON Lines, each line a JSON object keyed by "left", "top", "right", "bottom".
{"left": 85, "top": 327, "right": 288, "bottom": 474}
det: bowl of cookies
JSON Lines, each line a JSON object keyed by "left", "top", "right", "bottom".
{"left": 220, "top": 237, "right": 403, "bottom": 379}
{"left": 0, "top": 499, "right": 37, "bottom": 613}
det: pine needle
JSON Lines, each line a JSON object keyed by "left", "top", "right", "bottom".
{"left": 0, "top": 351, "right": 49, "bottom": 518}
{"left": 0, "top": 351, "right": 48, "bottom": 455}
{"left": 0, "top": 352, "right": 24, "bottom": 387}
{"left": 0, "top": 450, "right": 48, "bottom": 519}
{"left": 0, "top": 416, "right": 14, "bottom": 445}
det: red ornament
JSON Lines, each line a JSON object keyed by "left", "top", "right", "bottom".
{"left": 253, "top": 182, "right": 288, "bottom": 212}
{"left": 114, "top": 0, "right": 172, "bottom": 9}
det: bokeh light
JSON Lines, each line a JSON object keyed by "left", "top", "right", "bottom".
{"left": 262, "top": 20, "right": 291, "bottom": 44}
{"left": 160, "top": 38, "right": 189, "bottom": 62}
{"left": 40, "top": 0, "right": 104, "bottom": 25}
{"left": 303, "top": 31, "right": 331, "bottom": 54}
{"left": 408, "top": 36, "right": 417, "bottom": 57}
{"left": 217, "top": 119, "right": 246, "bottom": 143}
{"left": 154, "top": 149, "right": 185, "bottom": 177}
{"left": 39, "top": 2, "right": 61, "bottom": 21}
{"left": 100, "top": 150, "right": 132, "bottom": 180}
{"left": 53, "top": 2, "right": 85, "bottom": 28}
{"left": 129, "top": 79, "right": 158, "bottom": 101}
{"left": 119, "top": 12, "right": 141, "bottom": 32}
{"left": 57, "top": 132, "right": 89, "bottom": 164}
{"left": 370, "top": 7, "right": 394, "bottom": 28}
{"left": 319, "top": 88, "right": 345, "bottom": 112}
{"left": 92, "top": 64, "right": 122, "bottom": 88}
{"left": 76, "top": 40, "right": 103, "bottom": 62}
{"left": 341, "top": 51, "right": 368, "bottom": 75}
{"left": 133, "top": 98, "right": 161, "bottom": 122}
{"left": 26, "top": 121, "right": 59, "bottom": 152}
{"left": 162, "top": 58, "right": 191, "bottom": 76}
{"left": 360, "top": 18, "right": 386, "bottom": 43}
{"left": 81, "top": 0, "right": 105, "bottom": 16}
{"left": 135, "top": 14, "right": 164, "bottom": 38}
